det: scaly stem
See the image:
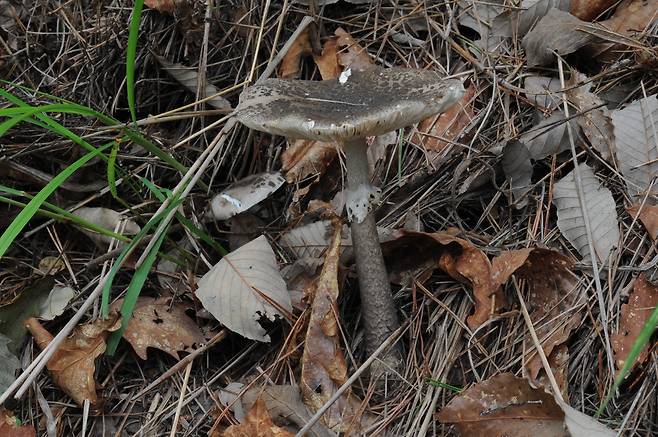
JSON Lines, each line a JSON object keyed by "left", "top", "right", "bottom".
{"left": 343, "top": 137, "right": 402, "bottom": 373}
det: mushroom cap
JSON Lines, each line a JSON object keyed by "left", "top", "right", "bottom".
{"left": 235, "top": 66, "right": 465, "bottom": 142}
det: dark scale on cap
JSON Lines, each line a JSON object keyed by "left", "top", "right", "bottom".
{"left": 236, "top": 66, "right": 465, "bottom": 142}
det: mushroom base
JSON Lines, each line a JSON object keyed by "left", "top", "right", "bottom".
{"left": 344, "top": 138, "right": 403, "bottom": 373}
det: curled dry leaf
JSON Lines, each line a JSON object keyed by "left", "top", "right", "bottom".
{"left": 571, "top": 0, "right": 617, "bottom": 21}
{"left": 155, "top": 55, "right": 231, "bottom": 110}
{"left": 25, "top": 313, "right": 121, "bottom": 406}
{"left": 553, "top": 164, "right": 619, "bottom": 264}
{"left": 72, "top": 207, "right": 140, "bottom": 248}
{"left": 437, "top": 373, "right": 568, "bottom": 437}
{"left": 522, "top": 8, "right": 599, "bottom": 66}
{"left": 278, "top": 28, "right": 313, "bottom": 79}
{"left": 611, "top": 95, "right": 658, "bottom": 200}
{"left": 566, "top": 71, "right": 615, "bottom": 160}
{"left": 492, "top": 248, "right": 583, "bottom": 382}
{"left": 240, "top": 385, "right": 335, "bottom": 437}
{"left": 383, "top": 230, "right": 506, "bottom": 329}
{"left": 627, "top": 204, "right": 658, "bottom": 241}
{"left": 0, "top": 408, "right": 36, "bottom": 437}
{"left": 110, "top": 296, "right": 204, "bottom": 360}
{"left": 37, "top": 285, "right": 76, "bottom": 321}
{"left": 209, "top": 172, "right": 286, "bottom": 220}
{"left": 611, "top": 274, "right": 658, "bottom": 375}
{"left": 301, "top": 223, "right": 366, "bottom": 434}
{"left": 313, "top": 38, "right": 342, "bottom": 81}
{"left": 222, "top": 399, "right": 295, "bottom": 437}
{"left": 196, "top": 236, "right": 292, "bottom": 342}
{"left": 411, "top": 83, "right": 476, "bottom": 153}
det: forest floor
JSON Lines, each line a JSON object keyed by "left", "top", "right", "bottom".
{"left": 0, "top": 1, "right": 657, "bottom": 436}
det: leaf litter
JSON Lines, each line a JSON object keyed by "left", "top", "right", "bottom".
{"left": 2, "top": 0, "right": 658, "bottom": 435}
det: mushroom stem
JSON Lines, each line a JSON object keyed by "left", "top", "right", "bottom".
{"left": 343, "top": 137, "right": 402, "bottom": 365}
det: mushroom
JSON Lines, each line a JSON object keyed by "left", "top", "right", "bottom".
{"left": 235, "top": 66, "right": 464, "bottom": 371}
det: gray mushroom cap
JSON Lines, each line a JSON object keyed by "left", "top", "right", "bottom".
{"left": 235, "top": 66, "right": 465, "bottom": 142}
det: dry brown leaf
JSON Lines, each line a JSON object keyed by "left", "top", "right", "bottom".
{"left": 383, "top": 230, "right": 506, "bottom": 329}
{"left": 412, "top": 83, "right": 476, "bottom": 153}
{"left": 25, "top": 313, "right": 120, "bottom": 406}
{"left": 600, "top": 0, "right": 658, "bottom": 34}
{"left": 334, "top": 28, "right": 374, "bottom": 71}
{"left": 571, "top": 0, "right": 618, "bottom": 21}
{"left": 492, "top": 248, "right": 583, "bottom": 382}
{"left": 313, "top": 38, "right": 341, "bottom": 80}
{"left": 282, "top": 140, "right": 338, "bottom": 183}
{"left": 628, "top": 204, "right": 658, "bottom": 241}
{"left": 278, "top": 28, "right": 312, "bottom": 79}
{"left": 0, "top": 409, "right": 36, "bottom": 437}
{"left": 300, "top": 222, "right": 365, "bottom": 434}
{"left": 144, "top": 0, "right": 188, "bottom": 13}
{"left": 222, "top": 399, "right": 295, "bottom": 437}
{"left": 110, "top": 297, "right": 204, "bottom": 360}
{"left": 611, "top": 275, "right": 658, "bottom": 375}
{"left": 437, "top": 373, "right": 568, "bottom": 437}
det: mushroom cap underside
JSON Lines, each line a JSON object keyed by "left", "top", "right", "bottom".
{"left": 235, "top": 66, "right": 465, "bottom": 142}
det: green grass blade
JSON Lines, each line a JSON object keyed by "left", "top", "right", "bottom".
{"left": 126, "top": 0, "right": 144, "bottom": 123}
{"left": 0, "top": 143, "right": 112, "bottom": 259}
{"left": 105, "top": 226, "right": 168, "bottom": 355}
{"left": 108, "top": 140, "right": 120, "bottom": 199}
{"left": 598, "top": 302, "right": 658, "bottom": 415}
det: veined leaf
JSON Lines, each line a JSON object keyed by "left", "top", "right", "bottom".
{"left": 553, "top": 164, "right": 619, "bottom": 263}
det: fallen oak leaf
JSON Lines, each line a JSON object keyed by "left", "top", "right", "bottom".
{"left": 571, "top": 0, "right": 618, "bottom": 21}
{"left": 492, "top": 248, "right": 583, "bottom": 383}
{"left": 437, "top": 373, "right": 568, "bottom": 437}
{"left": 110, "top": 296, "right": 205, "bottom": 360}
{"left": 334, "top": 27, "right": 374, "bottom": 71}
{"left": 25, "top": 313, "right": 121, "bottom": 406}
{"left": 281, "top": 139, "right": 338, "bottom": 183}
{"left": 382, "top": 230, "right": 506, "bottom": 329}
{"left": 611, "top": 274, "right": 658, "bottom": 376}
{"left": 222, "top": 399, "right": 295, "bottom": 437}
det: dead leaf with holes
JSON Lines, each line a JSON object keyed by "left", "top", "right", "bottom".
{"left": 300, "top": 222, "right": 367, "bottom": 434}
{"left": 628, "top": 204, "right": 658, "bottom": 241}
{"left": 382, "top": 230, "right": 506, "bottom": 329}
{"left": 611, "top": 275, "right": 658, "bottom": 376}
{"left": 110, "top": 296, "right": 204, "bottom": 360}
{"left": 0, "top": 409, "right": 36, "bottom": 437}
{"left": 25, "top": 313, "right": 120, "bottom": 406}
{"left": 222, "top": 399, "right": 295, "bottom": 437}
{"left": 491, "top": 248, "right": 583, "bottom": 383}
{"left": 411, "top": 83, "right": 476, "bottom": 153}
